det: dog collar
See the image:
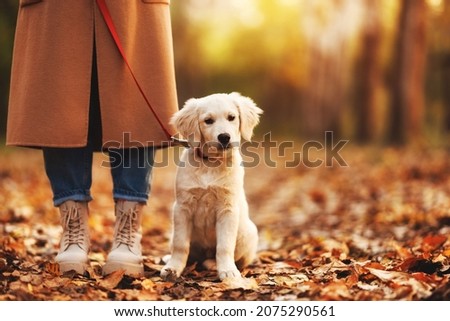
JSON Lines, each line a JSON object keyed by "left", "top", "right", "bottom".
{"left": 194, "top": 147, "right": 227, "bottom": 161}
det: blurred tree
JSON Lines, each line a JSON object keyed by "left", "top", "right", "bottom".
{"left": 300, "top": 0, "right": 361, "bottom": 139}
{"left": 388, "top": 0, "right": 427, "bottom": 144}
{"left": 353, "top": 0, "right": 382, "bottom": 144}
{"left": 426, "top": 0, "right": 450, "bottom": 137}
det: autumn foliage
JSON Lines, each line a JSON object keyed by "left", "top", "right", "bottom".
{"left": 0, "top": 146, "right": 449, "bottom": 301}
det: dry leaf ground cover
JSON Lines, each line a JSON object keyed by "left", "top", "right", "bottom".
{"left": 0, "top": 144, "right": 449, "bottom": 300}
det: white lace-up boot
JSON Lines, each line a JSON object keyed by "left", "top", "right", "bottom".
{"left": 55, "top": 201, "right": 90, "bottom": 274}
{"left": 103, "top": 200, "right": 144, "bottom": 277}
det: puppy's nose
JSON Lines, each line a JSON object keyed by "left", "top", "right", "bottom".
{"left": 218, "top": 133, "right": 231, "bottom": 146}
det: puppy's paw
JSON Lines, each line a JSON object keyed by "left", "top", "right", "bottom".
{"left": 161, "top": 254, "right": 171, "bottom": 264}
{"left": 160, "top": 265, "right": 182, "bottom": 282}
{"left": 218, "top": 268, "right": 241, "bottom": 281}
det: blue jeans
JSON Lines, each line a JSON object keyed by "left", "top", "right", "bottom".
{"left": 44, "top": 147, "right": 155, "bottom": 206}
{"left": 43, "top": 45, "right": 155, "bottom": 207}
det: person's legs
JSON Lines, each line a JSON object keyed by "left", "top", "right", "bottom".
{"left": 43, "top": 146, "right": 94, "bottom": 274}
{"left": 43, "top": 43, "right": 101, "bottom": 274}
{"left": 42, "top": 147, "right": 93, "bottom": 274}
{"left": 103, "top": 147, "right": 155, "bottom": 277}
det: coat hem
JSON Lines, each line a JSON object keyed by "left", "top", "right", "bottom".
{"left": 5, "top": 141, "right": 171, "bottom": 150}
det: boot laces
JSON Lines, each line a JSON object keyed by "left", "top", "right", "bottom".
{"left": 61, "top": 204, "right": 85, "bottom": 249}
{"left": 114, "top": 206, "right": 139, "bottom": 247}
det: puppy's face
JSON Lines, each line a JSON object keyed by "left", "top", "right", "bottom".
{"left": 171, "top": 93, "right": 263, "bottom": 155}
{"left": 197, "top": 97, "right": 240, "bottom": 152}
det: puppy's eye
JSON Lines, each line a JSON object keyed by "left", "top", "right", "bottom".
{"left": 205, "top": 118, "right": 215, "bottom": 125}
{"left": 228, "top": 115, "right": 236, "bottom": 122}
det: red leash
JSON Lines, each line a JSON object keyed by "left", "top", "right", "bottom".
{"left": 96, "top": 0, "right": 178, "bottom": 143}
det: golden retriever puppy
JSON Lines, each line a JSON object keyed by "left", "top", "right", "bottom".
{"left": 161, "top": 92, "right": 263, "bottom": 281}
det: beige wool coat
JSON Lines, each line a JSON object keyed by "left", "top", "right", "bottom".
{"left": 7, "top": 0, "right": 178, "bottom": 148}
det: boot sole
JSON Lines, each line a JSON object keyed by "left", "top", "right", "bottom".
{"left": 103, "top": 261, "right": 144, "bottom": 278}
{"left": 58, "top": 261, "right": 87, "bottom": 275}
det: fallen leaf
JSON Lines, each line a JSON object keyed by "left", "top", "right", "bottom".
{"left": 422, "top": 235, "right": 447, "bottom": 252}
{"left": 98, "top": 269, "right": 125, "bottom": 290}
{"left": 397, "top": 257, "right": 442, "bottom": 274}
{"left": 284, "top": 259, "right": 303, "bottom": 269}
{"left": 321, "top": 280, "right": 351, "bottom": 300}
{"left": 0, "top": 257, "right": 7, "bottom": 271}
{"left": 443, "top": 249, "right": 450, "bottom": 258}
{"left": 31, "top": 275, "right": 43, "bottom": 286}
{"left": 43, "top": 277, "right": 70, "bottom": 288}
{"left": 44, "top": 262, "right": 60, "bottom": 276}
{"left": 221, "top": 277, "right": 259, "bottom": 290}
{"left": 141, "top": 278, "right": 155, "bottom": 291}
{"left": 411, "top": 272, "right": 438, "bottom": 284}
{"left": 367, "top": 268, "right": 433, "bottom": 298}
{"left": 391, "top": 241, "right": 414, "bottom": 259}
{"left": 19, "top": 274, "right": 32, "bottom": 283}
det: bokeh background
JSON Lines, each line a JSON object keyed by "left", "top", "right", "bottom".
{"left": 1, "top": 0, "right": 450, "bottom": 145}
{"left": 1, "top": 1, "right": 450, "bottom": 301}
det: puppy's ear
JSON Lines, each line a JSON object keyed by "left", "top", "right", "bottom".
{"left": 230, "top": 92, "right": 263, "bottom": 141}
{"left": 170, "top": 98, "right": 201, "bottom": 146}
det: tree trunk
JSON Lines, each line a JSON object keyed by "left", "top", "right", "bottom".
{"left": 354, "top": 0, "right": 382, "bottom": 143}
{"left": 388, "top": 0, "right": 427, "bottom": 145}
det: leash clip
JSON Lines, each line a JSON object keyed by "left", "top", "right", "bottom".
{"left": 170, "top": 136, "right": 190, "bottom": 148}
